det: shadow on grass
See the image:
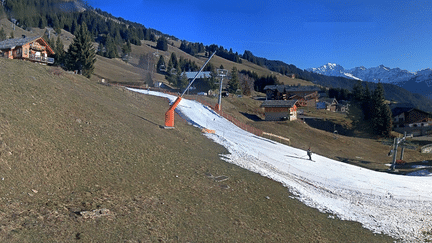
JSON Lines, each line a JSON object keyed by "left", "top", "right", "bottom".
{"left": 336, "top": 156, "right": 372, "bottom": 165}
{"left": 302, "top": 118, "right": 354, "bottom": 136}
{"left": 240, "top": 112, "right": 263, "bottom": 121}
{"left": 129, "top": 112, "right": 163, "bottom": 128}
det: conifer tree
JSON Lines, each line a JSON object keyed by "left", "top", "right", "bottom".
{"left": 156, "top": 55, "right": 165, "bottom": 73}
{"left": 177, "top": 71, "right": 189, "bottom": 90}
{"left": 169, "top": 52, "right": 178, "bottom": 70}
{"left": 156, "top": 36, "right": 168, "bottom": 51}
{"left": 54, "top": 36, "right": 66, "bottom": 66}
{"left": 348, "top": 80, "right": 365, "bottom": 129}
{"left": 228, "top": 66, "right": 240, "bottom": 93}
{"left": 66, "top": 22, "right": 96, "bottom": 78}
{"left": 0, "top": 27, "right": 6, "bottom": 41}
{"left": 371, "top": 83, "right": 392, "bottom": 137}
{"left": 104, "top": 34, "right": 118, "bottom": 58}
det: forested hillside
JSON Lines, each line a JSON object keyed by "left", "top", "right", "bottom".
{"left": 2, "top": 0, "right": 431, "bottom": 112}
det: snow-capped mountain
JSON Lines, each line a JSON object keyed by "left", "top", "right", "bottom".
{"left": 307, "top": 63, "right": 415, "bottom": 83}
{"left": 396, "top": 69, "right": 432, "bottom": 100}
{"left": 307, "top": 63, "right": 361, "bottom": 80}
{"left": 307, "top": 63, "right": 432, "bottom": 100}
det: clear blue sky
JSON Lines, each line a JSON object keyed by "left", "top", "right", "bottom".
{"left": 88, "top": 0, "right": 432, "bottom": 72}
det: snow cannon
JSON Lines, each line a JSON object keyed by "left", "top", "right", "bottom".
{"left": 163, "top": 51, "right": 216, "bottom": 129}
{"left": 164, "top": 97, "right": 182, "bottom": 128}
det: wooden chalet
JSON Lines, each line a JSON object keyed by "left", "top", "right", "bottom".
{"left": 263, "top": 85, "right": 320, "bottom": 107}
{"left": 0, "top": 36, "right": 55, "bottom": 64}
{"left": 316, "top": 98, "right": 338, "bottom": 112}
{"left": 260, "top": 100, "right": 298, "bottom": 121}
{"left": 392, "top": 106, "right": 432, "bottom": 136}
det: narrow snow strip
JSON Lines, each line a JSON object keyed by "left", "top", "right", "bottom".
{"left": 128, "top": 88, "right": 432, "bottom": 242}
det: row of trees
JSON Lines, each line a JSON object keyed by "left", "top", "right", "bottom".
{"left": 349, "top": 81, "right": 393, "bottom": 137}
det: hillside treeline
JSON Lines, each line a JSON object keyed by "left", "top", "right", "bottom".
{"left": 3, "top": 0, "right": 432, "bottom": 111}
{"left": 2, "top": 0, "right": 161, "bottom": 58}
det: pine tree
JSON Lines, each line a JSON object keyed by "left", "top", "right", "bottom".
{"left": 0, "top": 27, "right": 6, "bottom": 41}
{"left": 382, "top": 105, "right": 393, "bottom": 137}
{"left": 177, "top": 71, "right": 189, "bottom": 90}
{"left": 228, "top": 66, "right": 239, "bottom": 93}
{"left": 362, "top": 83, "right": 372, "bottom": 121}
{"left": 156, "top": 55, "right": 165, "bottom": 73}
{"left": 352, "top": 80, "right": 364, "bottom": 102}
{"left": 104, "top": 34, "right": 118, "bottom": 58}
{"left": 348, "top": 80, "right": 365, "bottom": 129}
{"left": 66, "top": 22, "right": 96, "bottom": 78}
{"left": 54, "top": 36, "right": 66, "bottom": 66}
{"left": 156, "top": 36, "right": 168, "bottom": 51}
{"left": 169, "top": 52, "right": 178, "bottom": 69}
{"left": 370, "top": 83, "right": 392, "bottom": 137}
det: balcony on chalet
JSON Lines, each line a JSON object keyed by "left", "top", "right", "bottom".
{"left": 29, "top": 54, "right": 55, "bottom": 64}
{"left": 29, "top": 43, "right": 46, "bottom": 51}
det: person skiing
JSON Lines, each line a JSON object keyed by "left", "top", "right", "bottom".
{"left": 307, "top": 147, "right": 312, "bottom": 160}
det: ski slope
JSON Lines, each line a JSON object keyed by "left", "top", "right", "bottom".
{"left": 128, "top": 88, "right": 432, "bottom": 242}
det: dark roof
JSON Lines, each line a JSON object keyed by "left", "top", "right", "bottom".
{"left": 318, "top": 98, "right": 338, "bottom": 104}
{"left": 264, "top": 85, "right": 321, "bottom": 93}
{"left": 391, "top": 107, "right": 430, "bottom": 117}
{"left": 182, "top": 71, "right": 212, "bottom": 79}
{"left": 261, "top": 99, "right": 298, "bottom": 108}
{"left": 0, "top": 36, "right": 40, "bottom": 50}
{"left": 391, "top": 107, "right": 415, "bottom": 117}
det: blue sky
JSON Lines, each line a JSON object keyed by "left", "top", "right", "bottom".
{"left": 88, "top": 0, "right": 432, "bottom": 72}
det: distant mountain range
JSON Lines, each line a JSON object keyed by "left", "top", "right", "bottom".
{"left": 307, "top": 63, "right": 432, "bottom": 100}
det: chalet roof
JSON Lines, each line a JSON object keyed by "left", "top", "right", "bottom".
{"left": 391, "top": 107, "right": 429, "bottom": 117}
{"left": 264, "top": 85, "right": 321, "bottom": 93}
{"left": 0, "top": 36, "right": 40, "bottom": 49}
{"left": 391, "top": 107, "right": 415, "bottom": 117}
{"left": 318, "top": 98, "right": 338, "bottom": 104}
{"left": 261, "top": 99, "right": 298, "bottom": 108}
{"left": 182, "top": 71, "right": 212, "bottom": 79}
{"left": 0, "top": 36, "right": 54, "bottom": 55}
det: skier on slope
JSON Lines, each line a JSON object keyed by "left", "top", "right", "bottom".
{"left": 307, "top": 147, "right": 312, "bottom": 160}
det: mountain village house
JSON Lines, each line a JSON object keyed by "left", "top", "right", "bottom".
{"left": 261, "top": 100, "right": 299, "bottom": 121}
{"left": 316, "top": 98, "right": 349, "bottom": 112}
{"left": 264, "top": 85, "right": 320, "bottom": 107}
{"left": 0, "top": 36, "right": 55, "bottom": 64}
{"left": 181, "top": 71, "right": 213, "bottom": 94}
{"left": 392, "top": 106, "right": 432, "bottom": 136}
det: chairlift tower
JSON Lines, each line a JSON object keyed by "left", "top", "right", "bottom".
{"left": 389, "top": 131, "right": 412, "bottom": 170}
{"left": 215, "top": 69, "right": 228, "bottom": 111}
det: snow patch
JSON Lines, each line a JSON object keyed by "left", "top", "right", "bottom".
{"left": 128, "top": 88, "right": 432, "bottom": 242}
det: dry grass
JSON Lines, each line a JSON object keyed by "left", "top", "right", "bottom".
{"left": 0, "top": 58, "right": 394, "bottom": 242}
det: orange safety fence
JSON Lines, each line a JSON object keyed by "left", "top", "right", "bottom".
{"left": 119, "top": 85, "right": 264, "bottom": 136}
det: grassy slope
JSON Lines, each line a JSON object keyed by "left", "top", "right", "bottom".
{"left": 98, "top": 39, "right": 314, "bottom": 87}
{"left": 0, "top": 58, "right": 394, "bottom": 242}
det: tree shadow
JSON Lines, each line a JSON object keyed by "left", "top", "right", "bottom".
{"left": 336, "top": 156, "right": 372, "bottom": 165}
{"left": 303, "top": 118, "right": 354, "bottom": 136}
{"left": 240, "top": 112, "right": 263, "bottom": 121}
